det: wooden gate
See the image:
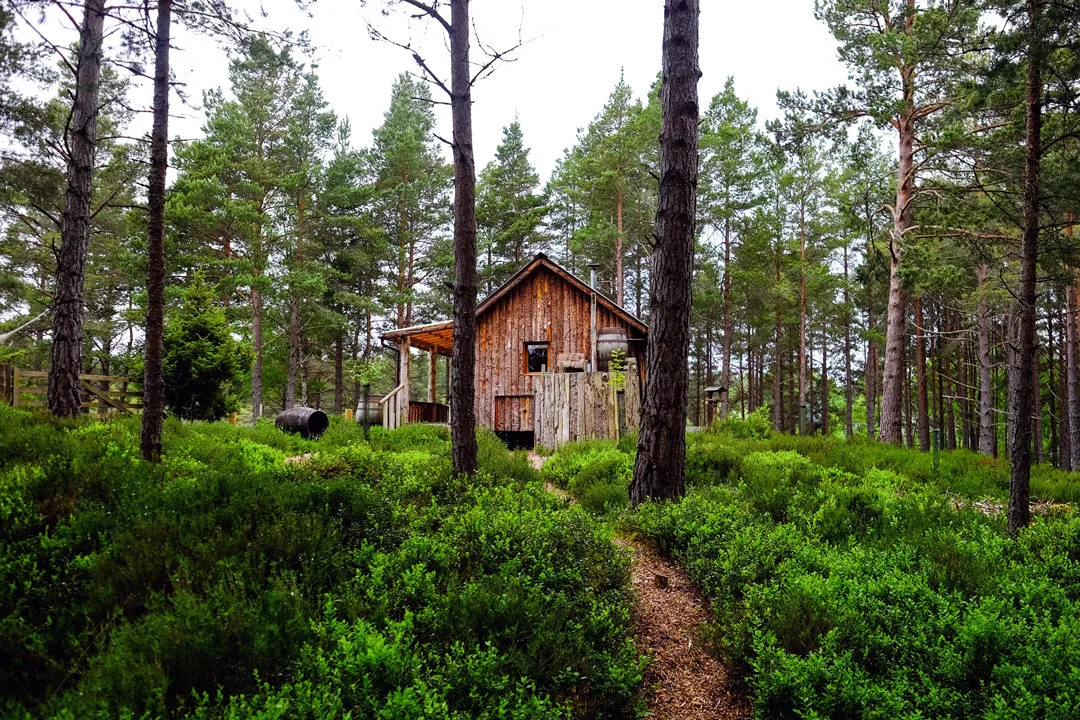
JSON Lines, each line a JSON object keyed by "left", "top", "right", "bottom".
{"left": 533, "top": 371, "right": 641, "bottom": 450}
{"left": 0, "top": 365, "right": 142, "bottom": 413}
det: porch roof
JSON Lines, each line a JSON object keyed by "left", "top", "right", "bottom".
{"left": 382, "top": 320, "right": 454, "bottom": 356}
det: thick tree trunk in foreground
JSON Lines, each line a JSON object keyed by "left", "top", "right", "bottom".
{"left": 449, "top": 0, "right": 478, "bottom": 475}
{"left": 631, "top": 0, "right": 699, "bottom": 506}
{"left": 140, "top": 0, "right": 171, "bottom": 462}
{"left": 1007, "top": 0, "right": 1041, "bottom": 535}
{"left": 48, "top": 0, "right": 106, "bottom": 417}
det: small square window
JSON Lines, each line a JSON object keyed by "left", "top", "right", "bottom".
{"left": 524, "top": 342, "right": 549, "bottom": 374}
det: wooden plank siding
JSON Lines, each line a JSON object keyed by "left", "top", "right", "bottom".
{"left": 474, "top": 265, "right": 646, "bottom": 431}
{"left": 534, "top": 371, "right": 641, "bottom": 449}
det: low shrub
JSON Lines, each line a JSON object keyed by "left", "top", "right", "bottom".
{"left": 624, "top": 427, "right": 1080, "bottom": 719}
{"left": 0, "top": 409, "right": 641, "bottom": 719}
{"left": 540, "top": 440, "right": 632, "bottom": 514}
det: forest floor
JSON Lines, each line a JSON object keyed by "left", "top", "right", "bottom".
{"left": 527, "top": 452, "right": 751, "bottom": 720}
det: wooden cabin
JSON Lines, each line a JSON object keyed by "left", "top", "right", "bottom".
{"left": 380, "top": 253, "right": 648, "bottom": 448}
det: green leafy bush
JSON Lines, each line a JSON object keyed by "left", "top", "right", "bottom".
{"left": 622, "top": 427, "right": 1080, "bottom": 719}
{"left": 0, "top": 408, "right": 641, "bottom": 718}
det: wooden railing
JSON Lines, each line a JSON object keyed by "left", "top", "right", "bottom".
{"left": 0, "top": 365, "right": 142, "bottom": 414}
{"left": 379, "top": 382, "right": 408, "bottom": 430}
{"left": 408, "top": 401, "right": 449, "bottom": 424}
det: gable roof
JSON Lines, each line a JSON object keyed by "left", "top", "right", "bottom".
{"left": 476, "top": 253, "right": 648, "bottom": 335}
{"left": 381, "top": 253, "right": 648, "bottom": 353}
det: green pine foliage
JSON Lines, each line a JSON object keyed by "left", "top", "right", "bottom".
{"left": 0, "top": 407, "right": 641, "bottom": 718}
{"left": 163, "top": 277, "right": 253, "bottom": 421}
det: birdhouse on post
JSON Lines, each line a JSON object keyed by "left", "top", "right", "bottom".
{"left": 704, "top": 386, "right": 726, "bottom": 425}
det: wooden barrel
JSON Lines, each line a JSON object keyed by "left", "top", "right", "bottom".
{"left": 596, "top": 327, "right": 629, "bottom": 372}
{"left": 355, "top": 395, "right": 383, "bottom": 425}
{"left": 275, "top": 406, "right": 330, "bottom": 438}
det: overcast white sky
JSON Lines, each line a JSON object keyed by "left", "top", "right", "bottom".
{"left": 157, "top": 0, "right": 852, "bottom": 182}
{"left": 21, "top": 1, "right": 852, "bottom": 181}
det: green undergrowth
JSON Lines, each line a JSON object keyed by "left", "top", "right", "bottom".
{"left": 0, "top": 406, "right": 642, "bottom": 719}
{"left": 544, "top": 418, "right": 1080, "bottom": 718}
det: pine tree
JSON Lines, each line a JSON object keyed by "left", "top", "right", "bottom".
{"left": 476, "top": 120, "right": 547, "bottom": 292}
{"left": 368, "top": 74, "right": 451, "bottom": 328}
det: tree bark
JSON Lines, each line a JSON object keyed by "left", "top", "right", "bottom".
{"left": 631, "top": 0, "right": 698, "bottom": 506}
{"left": 977, "top": 264, "right": 995, "bottom": 455}
{"left": 820, "top": 328, "right": 829, "bottom": 436}
{"left": 1047, "top": 309, "right": 1058, "bottom": 467}
{"left": 773, "top": 260, "right": 783, "bottom": 432}
{"left": 334, "top": 333, "right": 344, "bottom": 414}
{"left": 449, "top": 0, "right": 478, "bottom": 475}
{"left": 48, "top": 0, "right": 106, "bottom": 417}
{"left": 1007, "top": 0, "right": 1041, "bottom": 535}
{"left": 915, "top": 296, "right": 930, "bottom": 452}
{"left": 879, "top": 64, "right": 917, "bottom": 444}
{"left": 720, "top": 217, "right": 732, "bottom": 419}
{"left": 615, "top": 184, "right": 624, "bottom": 307}
{"left": 798, "top": 201, "right": 807, "bottom": 435}
{"left": 1060, "top": 300, "right": 1073, "bottom": 470}
{"left": 252, "top": 288, "right": 264, "bottom": 421}
{"left": 844, "top": 243, "right": 853, "bottom": 438}
{"left": 1067, "top": 281, "right": 1080, "bottom": 470}
{"left": 140, "top": 0, "right": 171, "bottom": 461}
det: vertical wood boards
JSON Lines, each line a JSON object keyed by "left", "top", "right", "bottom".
{"left": 474, "top": 265, "right": 645, "bottom": 435}
{"left": 534, "top": 371, "right": 641, "bottom": 449}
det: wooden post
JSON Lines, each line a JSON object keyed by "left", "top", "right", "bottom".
{"left": 0, "top": 364, "right": 11, "bottom": 405}
{"left": 11, "top": 366, "right": 19, "bottom": 407}
{"left": 428, "top": 348, "right": 438, "bottom": 403}
{"left": 228, "top": 412, "right": 237, "bottom": 426}
{"left": 398, "top": 339, "right": 410, "bottom": 427}
{"left": 345, "top": 408, "right": 354, "bottom": 421}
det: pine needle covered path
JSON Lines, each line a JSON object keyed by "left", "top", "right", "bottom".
{"left": 528, "top": 452, "right": 750, "bottom": 719}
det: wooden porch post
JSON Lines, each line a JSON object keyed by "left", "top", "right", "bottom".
{"left": 428, "top": 348, "right": 438, "bottom": 403}
{"left": 399, "top": 338, "right": 410, "bottom": 426}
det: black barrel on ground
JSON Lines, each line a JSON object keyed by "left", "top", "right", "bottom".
{"left": 275, "top": 407, "right": 330, "bottom": 439}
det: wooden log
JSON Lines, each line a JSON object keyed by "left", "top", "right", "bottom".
{"left": 275, "top": 406, "right": 330, "bottom": 438}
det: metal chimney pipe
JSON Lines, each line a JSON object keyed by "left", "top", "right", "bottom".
{"left": 588, "top": 264, "right": 599, "bottom": 372}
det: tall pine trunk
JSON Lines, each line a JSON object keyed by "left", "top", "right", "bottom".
{"left": 615, "top": 184, "right": 624, "bottom": 306}
{"left": 720, "top": 217, "right": 733, "bottom": 419}
{"left": 334, "top": 334, "right": 344, "bottom": 414}
{"left": 820, "top": 329, "right": 829, "bottom": 436}
{"left": 631, "top": 0, "right": 698, "bottom": 506}
{"left": 879, "top": 66, "right": 917, "bottom": 444}
{"left": 1007, "top": 0, "right": 1041, "bottom": 534}
{"left": 977, "top": 264, "right": 995, "bottom": 455}
{"left": 48, "top": 0, "right": 106, "bottom": 417}
{"left": 798, "top": 202, "right": 808, "bottom": 434}
{"left": 1067, "top": 281, "right": 1080, "bottom": 470}
{"left": 252, "top": 287, "right": 264, "bottom": 421}
{"left": 449, "top": 0, "right": 478, "bottom": 475}
{"left": 140, "top": 0, "right": 171, "bottom": 461}
{"left": 915, "top": 296, "right": 930, "bottom": 451}
{"left": 844, "top": 243, "right": 854, "bottom": 438}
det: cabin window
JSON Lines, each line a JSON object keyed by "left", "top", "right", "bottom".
{"left": 523, "top": 342, "right": 549, "bottom": 374}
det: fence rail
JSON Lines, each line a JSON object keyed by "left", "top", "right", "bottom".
{"left": 0, "top": 365, "right": 143, "bottom": 414}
